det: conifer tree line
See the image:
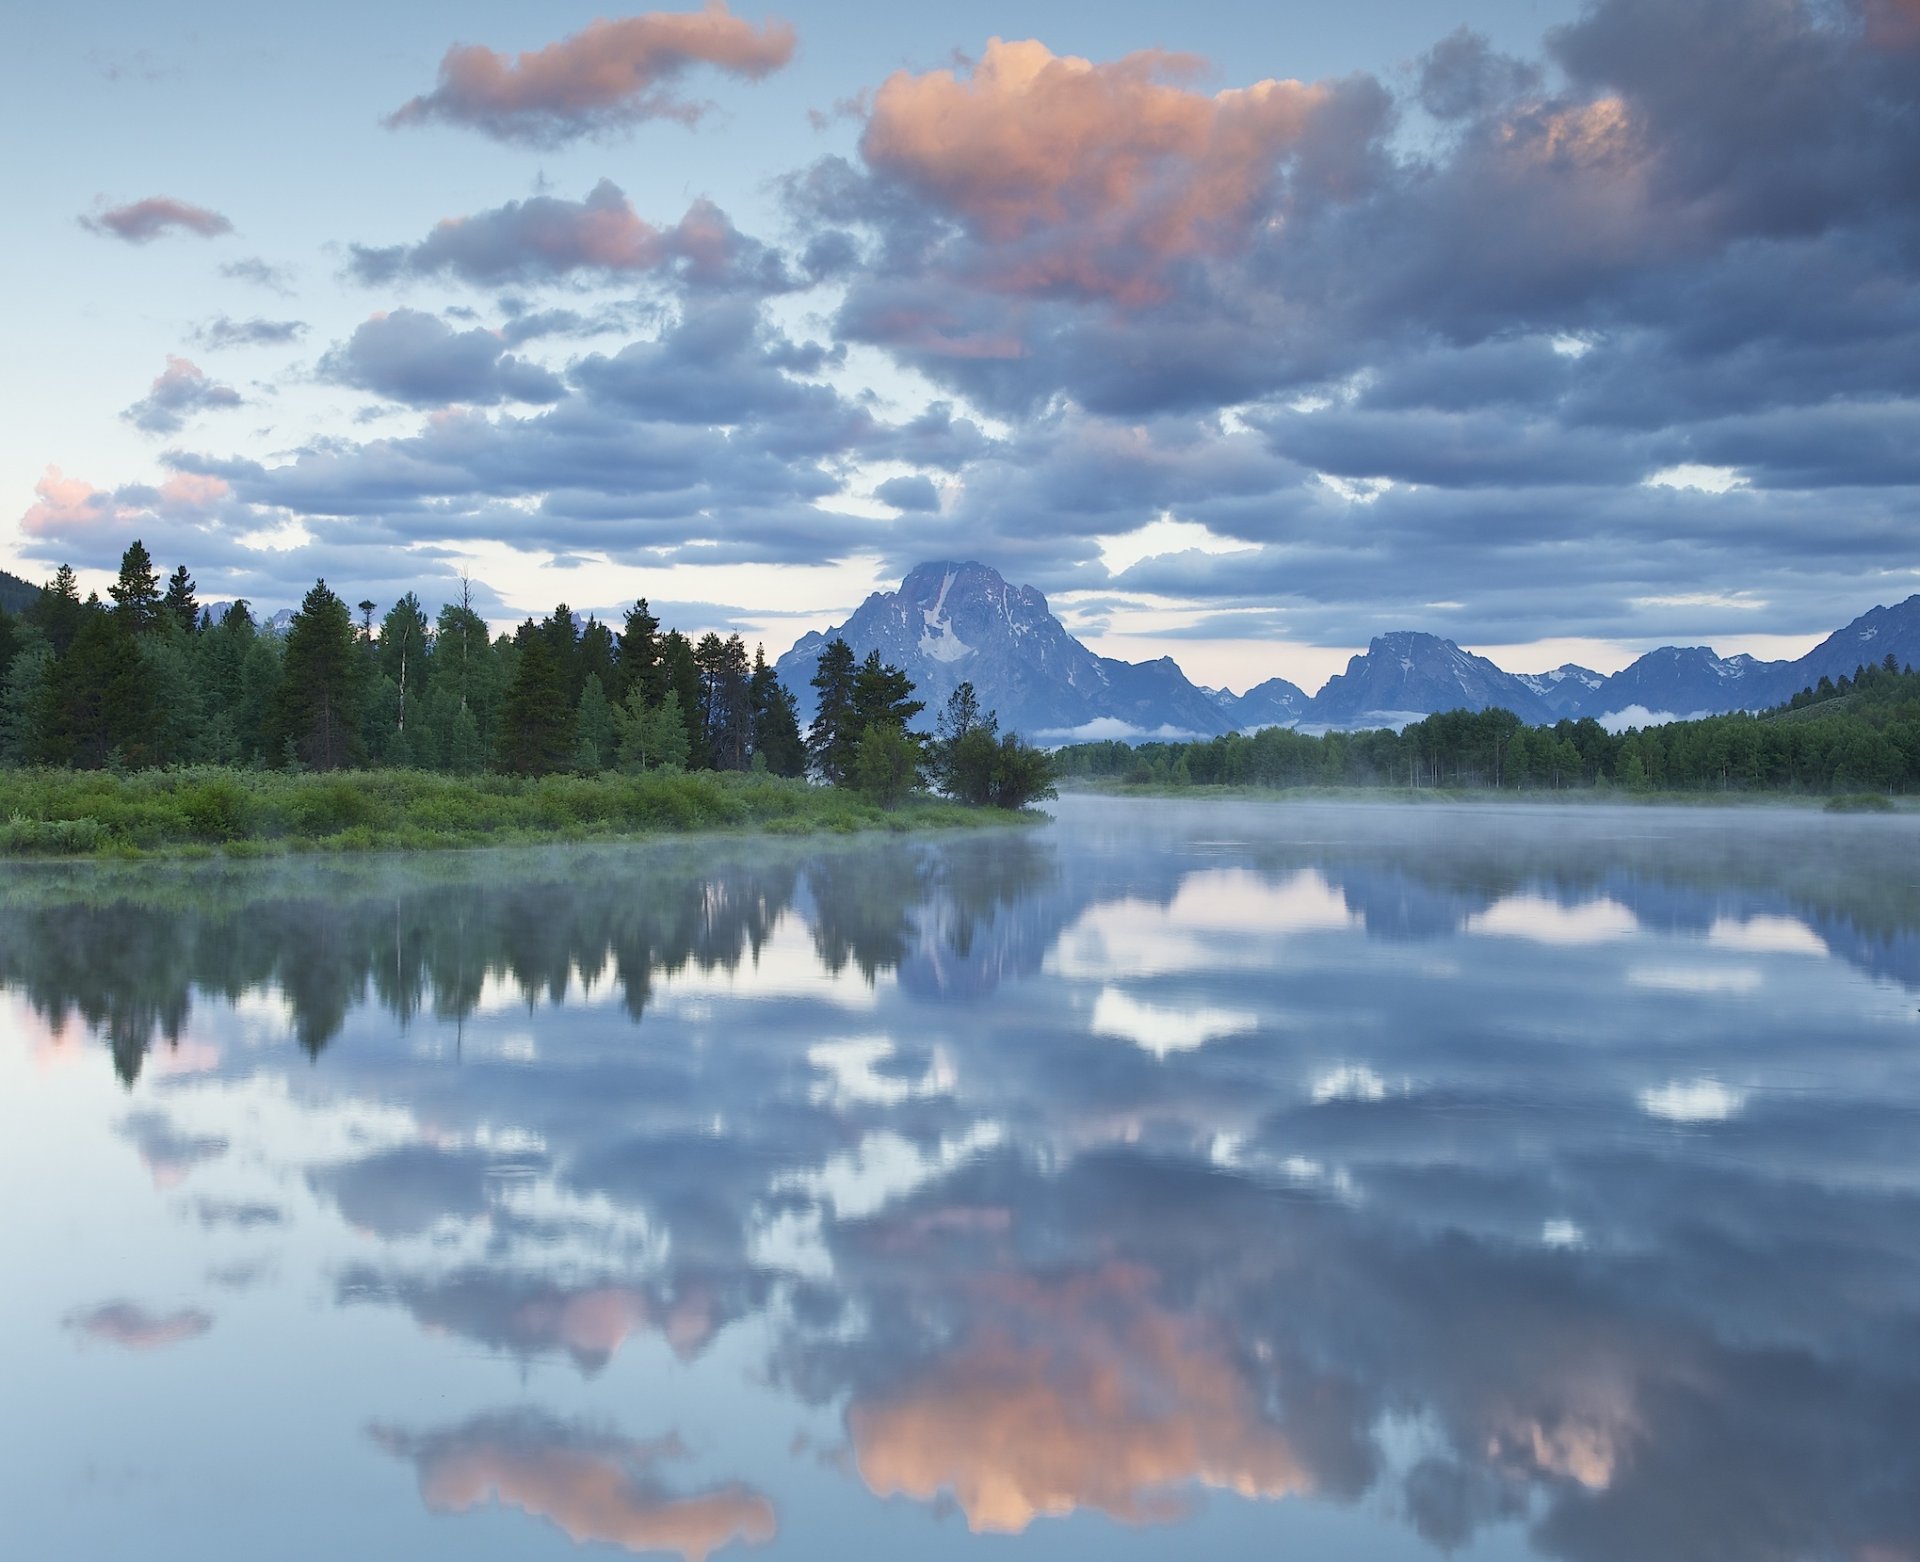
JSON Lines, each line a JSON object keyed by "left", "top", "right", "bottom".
{"left": 1054, "top": 658, "right": 1920, "bottom": 796}
{"left": 0, "top": 539, "right": 1057, "bottom": 807}
{"left": 0, "top": 540, "right": 811, "bottom": 779}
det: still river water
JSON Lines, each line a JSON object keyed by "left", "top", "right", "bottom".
{"left": 3, "top": 797, "right": 1918, "bottom": 1561}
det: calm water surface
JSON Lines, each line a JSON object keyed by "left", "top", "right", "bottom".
{"left": 4, "top": 797, "right": 1919, "bottom": 1561}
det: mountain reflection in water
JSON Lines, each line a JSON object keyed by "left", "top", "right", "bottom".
{"left": 3, "top": 798, "right": 1918, "bottom": 1562}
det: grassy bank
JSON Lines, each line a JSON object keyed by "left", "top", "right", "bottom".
{"left": 0, "top": 766, "right": 1038, "bottom": 859}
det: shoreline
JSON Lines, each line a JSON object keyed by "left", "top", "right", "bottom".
{"left": 0, "top": 766, "right": 1044, "bottom": 862}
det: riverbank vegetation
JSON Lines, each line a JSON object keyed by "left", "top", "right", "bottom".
{"left": 1055, "top": 659, "right": 1920, "bottom": 797}
{"left": 0, "top": 767, "right": 1034, "bottom": 858}
{"left": 0, "top": 541, "right": 1054, "bottom": 855}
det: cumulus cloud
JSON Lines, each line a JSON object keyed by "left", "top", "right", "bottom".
{"left": 194, "top": 316, "right": 306, "bottom": 349}
{"left": 81, "top": 196, "right": 232, "bottom": 243}
{"left": 320, "top": 310, "right": 567, "bottom": 407}
{"left": 372, "top": 1411, "right": 777, "bottom": 1558}
{"left": 386, "top": 3, "right": 796, "bottom": 146}
{"left": 874, "top": 474, "right": 939, "bottom": 511}
{"left": 349, "top": 182, "right": 790, "bottom": 292}
{"left": 857, "top": 38, "right": 1336, "bottom": 305}
{"left": 122, "top": 356, "right": 243, "bottom": 435}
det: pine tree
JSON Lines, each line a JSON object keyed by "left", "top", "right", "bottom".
{"left": 578, "top": 618, "right": 616, "bottom": 703}
{"left": 749, "top": 645, "right": 806, "bottom": 777}
{"left": 39, "top": 610, "right": 157, "bottom": 767}
{"left": 494, "top": 622, "right": 574, "bottom": 775}
{"left": 541, "top": 604, "right": 583, "bottom": 707}
{"left": 378, "top": 593, "right": 430, "bottom": 738}
{"left": 807, "top": 637, "right": 859, "bottom": 785}
{"left": 269, "top": 579, "right": 364, "bottom": 770}
{"left": 162, "top": 566, "right": 199, "bottom": 635}
{"left": 661, "top": 630, "right": 704, "bottom": 767}
{"left": 695, "top": 632, "right": 752, "bottom": 769}
{"left": 617, "top": 599, "right": 663, "bottom": 706}
{"left": 29, "top": 565, "right": 84, "bottom": 657}
{"left": 108, "top": 540, "right": 163, "bottom": 634}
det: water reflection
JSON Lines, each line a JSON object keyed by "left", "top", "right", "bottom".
{"left": 4, "top": 799, "right": 1920, "bottom": 1561}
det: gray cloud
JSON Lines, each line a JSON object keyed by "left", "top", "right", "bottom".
{"left": 320, "top": 310, "right": 567, "bottom": 407}
{"left": 349, "top": 181, "right": 793, "bottom": 294}
{"left": 122, "top": 356, "right": 243, "bottom": 435}
{"left": 194, "top": 315, "right": 306, "bottom": 349}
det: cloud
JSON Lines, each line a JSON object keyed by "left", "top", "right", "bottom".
{"left": 81, "top": 196, "right": 232, "bottom": 243}
{"left": 65, "top": 1302, "right": 213, "bottom": 1349}
{"left": 194, "top": 316, "right": 306, "bottom": 349}
{"left": 875, "top": 474, "right": 939, "bottom": 512}
{"left": 386, "top": 3, "right": 797, "bottom": 146}
{"left": 349, "top": 182, "right": 791, "bottom": 293}
{"left": 848, "top": 1265, "right": 1313, "bottom": 1532}
{"left": 221, "top": 257, "right": 295, "bottom": 293}
{"left": 856, "top": 38, "right": 1340, "bottom": 305}
{"left": 373, "top": 1410, "right": 777, "bottom": 1559}
{"left": 122, "top": 356, "right": 243, "bottom": 435}
{"left": 320, "top": 310, "right": 567, "bottom": 407}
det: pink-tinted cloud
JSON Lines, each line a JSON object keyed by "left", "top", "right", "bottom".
{"left": 860, "top": 39, "right": 1329, "bottom": 303}
{"left": 375, "top": 1412, "right": 777, "bottom": 1560}
{"left": 81, "top": 196, "right": 233, "bottom": 243}
{"left": 387, "top": 3, "right": 797, "bottom": 145}
{"left": 123, "top": 357, "right": 243, "bottom": 436}
{"left": 848, "top": 1264, "right": 1312, "bottom": 1533}
{"left": 65, "top": 1302, "right": 214, "bottom": 1350}
{"left": 21, "top": 467, "right": 126, "bottom": 538}
{"left": 349, "top": 182, "right": 783, "bottom": 291}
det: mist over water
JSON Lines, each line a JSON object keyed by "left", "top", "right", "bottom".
{"left": 4, "top": 798, "right": 1919, "bottom": 1561}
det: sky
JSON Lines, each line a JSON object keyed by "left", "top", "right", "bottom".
{"left": 6, "top": 0, "right": 1918, "bottom": 693}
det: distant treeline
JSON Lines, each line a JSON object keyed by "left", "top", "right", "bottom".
{"left": 1055, "top": 659, "right": 1920, "bottom": 795}
{"left": 0, "top": 540, "right": 1052, "bottom": 811}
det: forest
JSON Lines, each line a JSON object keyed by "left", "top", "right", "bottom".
{"left": 0, "top": 541, "right": 1053, "bottom": 845}
{"left": 1054, "top": 658, "right": 1920, "bottom": 797}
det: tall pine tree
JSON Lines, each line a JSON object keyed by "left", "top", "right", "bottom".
{"left": 269, "top": 580, "right": 364, "bottom": 769}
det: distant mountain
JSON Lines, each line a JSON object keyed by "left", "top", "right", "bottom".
{"left": 0, "top": 568, "right": 40, "bottom": 616}
{"left": 1516, "top": 663, "right": 1606, "bottom": 719}
{"left": 774, "top": 561, "right": 1232, "bottom": 741}
{"left": 1585, "top": 596, "right": 1920, "bottom": 723}
{"left": 1303, "top": 632, "right": 1558, "bottom": 729}
{"left": 1582, "top": 647, "right": 1780, "bottom": 722}
{"left": 772, "top": 566, "right": 1920, "bottom": 741}
{"left": 1221, "top": 676, "right": 1310, "bottom": 730}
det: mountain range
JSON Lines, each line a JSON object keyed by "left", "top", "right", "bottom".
{"left": 774, "top": 561, "right": 1920, "bottom": 741}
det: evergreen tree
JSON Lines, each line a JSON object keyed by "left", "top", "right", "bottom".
{"left": 494, "top": 621, "right": 573, "bottom": 775}
{"left": 0, "top": 607, "right": 15, "bottom": 691}
{"left": 540, "top": 604, "right": 583, "bottom": 707}
{"left": 749, "top": 645, "right": 806, "bottom": 777}
{"left": 807, "top": 637, "right": 859, "bottom": 785}
{"left": 617, "top": 599, "right": 662, "bottom": 706}
{"left": 30, "top": 565, "right": 84, "bottom": 656}
{"left": 933, "top": 682, "right": 995, "bottom": 797}
{"left": 377, "top": 593, "right": 430, "bottom": 738}
{"left": 108, "top": 540, "right": 163, "bottom": 634}
{"left": 162, "top": 566, "right": 199, "bottom": 635}
{"left": 432, "top": 585, "right": 502, "bottom": 748}
{"left": 578, "top": 617, "right": 617, "bottom": 703}
{"left": 660, "top": 630, "right": 704, "bottom": 767}
{"left": 269, "top": 580, "right": 364, "bottom": 770}
{"left": 852, "top": 649, "right": 925, "bottom": 736}
{"left": 39, "top": 611, "right": 157, "bottom": 767}
{"left": 0, "top": 636, "right": 52, "bottom": 767}
{"left": 695, "top": 632, "right": 752, "bottom": 770}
